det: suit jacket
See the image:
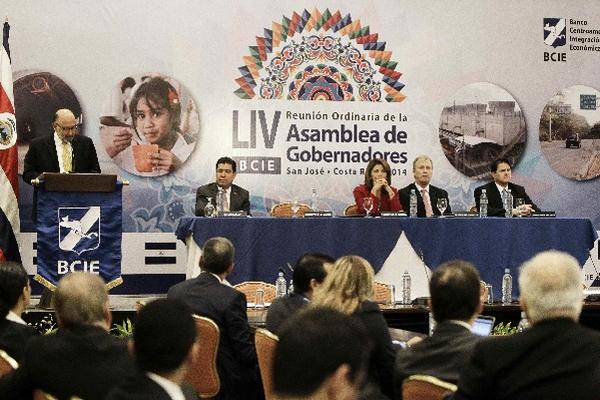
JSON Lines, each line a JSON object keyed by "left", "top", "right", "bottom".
{"left": 353, "top": 300, "right": 397, "bottom": 400}
{"left": 0, "top": 319, "right": 37, "bottom": 364}
{"left": 399, "top": 183, "right": 452, "bottom": 217}
{"left": 195, "top": 183, "right": 251, "bottom": 216}
{"left": 0, "top": 324, "right": 135, "bottom": 400}
{"left": 394, "top": 322, "right": 480, "bottom": 399}
{"left": 167, "top": 273, "right": 259, "bottom": 400}
{"left": 105, "top": 372, "right": 198, "bottom": 400}
{"left": 453, "top": 318, "right": 600, "bottom": 400}
{"left": 474, "top": 181, "right": 539, "bottom": 217}
{"left": 22, "top": 133, "right": 101, "bottom": 184}
{"left": 265, "top": 292, "right": 309, "bottom": 335}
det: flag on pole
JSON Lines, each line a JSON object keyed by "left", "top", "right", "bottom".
{"left": 0, "top": 20, "right": 21, "bottom": 262}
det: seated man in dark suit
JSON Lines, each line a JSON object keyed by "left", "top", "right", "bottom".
{"left": 399, "top": 155, "right": 452, "bottom": 217}
{"left": 22, "top": 108, "right": 101, "bottom": 184}
{"left": 394, "top": 260, "right": 483, "bottom": 398}
{"left": 0, "top": 261, "right": 36, "bottom": 363}
{"left": 167, "top": 237, "right": 261, "bottom": 400}
{"left": 195, "top": 157, "right": 250, "bottom": 216}
{"left": 454, "top": 251, "right": 600, "bottom": 400}
{"left": 474, "top": 158, "right": 539, "bottom": 217}
{"left": 106, "top": 299, "right": 198, "bottom": 400}
{"left": 266, "top": 253, "right": 333, "bottom": 335}
{"left": 273, "top": 307, "right": 371, "bottom": 400}
{"left": 0, "top": 272, "right": 135, "bottom": 400}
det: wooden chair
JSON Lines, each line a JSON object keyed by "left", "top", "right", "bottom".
{"left": 0, "top": 349, "right": 18, "bottom": 378}
{"left": 402, "top": 374, "right": 457, "bottom": 400}
{"left": 270, "top": 202, "right": 312, "bottom": 217}
{"left": 344, "top": 204, "right": 360, "bottom": 216}
{"left": 373, "top": 281, "right": 393, "bottom": 304}
{"left": 184, "top": 315, "right": 220, "bottom": 398}
{"left": 255, "top": 328, "right": 279, "bottom": 400}
{"left": 234, "top": 281, "right": 277, "bottom": 303}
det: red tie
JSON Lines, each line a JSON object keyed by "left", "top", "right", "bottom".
{"left": 421, "top": 189, "right": 434, "bottom": 217}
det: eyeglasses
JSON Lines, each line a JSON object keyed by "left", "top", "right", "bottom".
{"left": 56, "top": 124, "right": 79, "bottom": 133}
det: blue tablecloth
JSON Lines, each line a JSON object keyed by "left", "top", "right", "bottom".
{"left": 176, "top": 217, "right": 597, "bottom": 296}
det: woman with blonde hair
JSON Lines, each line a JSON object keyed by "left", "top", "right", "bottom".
{"left": 312, "top": 255, "right": 396, "bottom": 400}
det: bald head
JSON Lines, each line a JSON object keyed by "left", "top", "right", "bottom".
{"left": 519, "top": 251, "right": 583, "bottom": 324}
{"left": 54, "top": 273, "right": 110, "bottom": 329}
{"left": 53, "top": 108, "right": 79, "bottom": 142}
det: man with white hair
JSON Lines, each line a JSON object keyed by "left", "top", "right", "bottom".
{"left": 453, "top": 251, "right": 600, "bottom": 400}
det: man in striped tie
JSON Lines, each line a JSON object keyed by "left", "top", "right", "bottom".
{"left": 399, "top": 155, "right": 452, "bottom": 217}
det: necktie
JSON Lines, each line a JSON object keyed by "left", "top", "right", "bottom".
{"left": 421, "top": 189, "right": 434, "bottom": 217}
{"left": 501, "top": 189, "right": 508, "bottom": 205}
{"left": 222, "top": 190, "right": 229, "bottom": 212}
{"left": 62, "top": 142, "right": 72, "bottom": 173}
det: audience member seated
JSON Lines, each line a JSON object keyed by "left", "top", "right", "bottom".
{"left": 312, "top": 255, "right": 397, "bottom": 400}
{"left": 0, "top": 272, "right": 135, "bottom": 400}
{"left": 273, "top": 306, "right": 371, "bottom": 400}
{"left": 106, "top": 298, "right": 198, "bottom": 400}
{"left": 0, "top": 261, "right": 36, "bottom": 363}
{"left": 353, "top": 158, "right": 402, "bottom": 216}
{"left": 454, "top": 251, "right": 600, "bottom": 400}
{"left": 394, "top": 260, "right": 483, "bottom": 398}
{"left": 167, "top": 236, "right": 262, "bottom": 400}
{"left": 266, "top": 253, "right": 333, "bottom": 335}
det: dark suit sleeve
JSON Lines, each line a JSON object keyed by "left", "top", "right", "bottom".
{"left": 474, "top": 184, "right": 504, "bottom": 217}
{"left": 83, "top": 137, "right": 101, "bottom": 173}
{"left": 440, "top": 188, "right": 452, "bottom": 215}
{"left": 224, "top": 292, "right": 257, "bottom": 366}
{"left": 22, "top": 141, "right": 43, "bottom": 185}
{"left": 239, "top": 189, "right": 251, "bottom": 216}
{"left": 399, "top": 186, "right": 410, "bottom": 213}
{"left": 195, "top": 186, "right": 210, "bottom": 216}
{"left": 452, "top": 342, "right": 491, "bottom": 400}
{"left": 514, "top": 185, "right": 540, "bottom": 212}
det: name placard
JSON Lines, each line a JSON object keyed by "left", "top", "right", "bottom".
{"left": 453, "top": 211, "right": 479, "bottom": 218}
{"left": 219, "top": 211, "right": 247, "bottom": 217}
{"left": 380, "top": 211, "right": 408, "bottom": 218}
{"left": 304, "top": 211, "right": 333, "bottom": 218}
{"left": 530, "top": 211, "right": 556, "bottom": 218}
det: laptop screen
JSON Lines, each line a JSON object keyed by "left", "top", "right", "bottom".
{"left": 471, "top": 315, "right": 495, "bottom": 336}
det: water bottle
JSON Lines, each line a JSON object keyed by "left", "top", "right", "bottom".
{"left": 517, "top": 311, "right": 529, "bottom": 332}
{"left": 504, "top": 189, "right": 513, "bottom": 218}
{"left": 275, "top": 269, "right": 287, "bottom": 298}
{"left": 204, "top": 197, "right": 215, "bottom": 218}
{"left": 409, "top": 189, "right": 417, "bottom": 217}
{"left": 216, "top": 188, "right": 226, "bottom": 215}
{"left": 501, "top": 268, "right": 512, "bottom": 304}
{"left": 310, "top": 188, "right": 318, "bottom": 211}
{"left": 288, "top": 279, "right": 294, "bottom": 295}
{"left": 401, "top": 270, "right": 411, "bottom": 304}
{"left": 479, "top": 189, "right": 488, "bottom": 218}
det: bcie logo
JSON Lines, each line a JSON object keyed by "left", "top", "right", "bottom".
{"left": 58, "top": 207, "right": 101, "bottom": 255}
{"left": 543, "top": 18, "right": 567, "bottom": 62}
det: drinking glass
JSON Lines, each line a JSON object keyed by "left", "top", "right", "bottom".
{"left": 254, "top": 288, "right": 265, "bottom": 310}
{"left": 290, "top": 199, "right": 300, "bottom": 218}
{"left": 514, "top": 198, "right": 525, "bottom": 217}
{"left": 436, "top": 198, "right": 448, "bottom": 217}
{"left": 362, "top": 197, "right": 374, "bottom": 217}
{"left": 485, "top": 284, "right": 494, "bottom": 304}
{"left": 204, "top": 197, "right": 215, "bottom": 218}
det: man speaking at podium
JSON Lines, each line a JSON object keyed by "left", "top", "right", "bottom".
{"left": 23, "top": 108, "right": 101, "bottom": 184}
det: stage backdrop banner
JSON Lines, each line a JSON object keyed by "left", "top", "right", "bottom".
{"left": 34, "top": 182, "right": 123, "bottom": 290}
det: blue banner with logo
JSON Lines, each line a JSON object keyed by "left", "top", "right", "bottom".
{"left": 34, "top": 182, "right": 123, "bottom": 290}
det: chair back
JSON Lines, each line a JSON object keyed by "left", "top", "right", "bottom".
{"left": 255, "top": 328, "right": 279, "bottom": 400}
{"left": 184, "top": 315, "right": 221, "bottom": 398}
{"left": 270, "top": 202, "right": 312, "bottom": 217}
{"left": 402, "top": 374, "right": 457, "bottom": 400}
{"left": 373, "top": 281, "right": 393, "bottom": 304}
{"left": 234, "top": 281, "right": 277, "bottom": 303}
{"left": 344, "top": 204, "right": 360, "bottom": 216}
{"left": 0, "top": 349, "right": 18, "bottom": 377}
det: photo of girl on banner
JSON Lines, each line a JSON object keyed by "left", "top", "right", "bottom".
{"left": 100, "top": 74, "right": 199, "bottom": 177}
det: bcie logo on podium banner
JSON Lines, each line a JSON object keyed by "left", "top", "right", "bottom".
{"left": 34, "top": 184, "right": 123, "bottom": 290}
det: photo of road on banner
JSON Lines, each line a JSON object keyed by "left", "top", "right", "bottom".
{"left": 100, "top": 73, "right": 199, "bottom": 177}
{"left": 539, "top": 85, "right": 600, "bottom": 181}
